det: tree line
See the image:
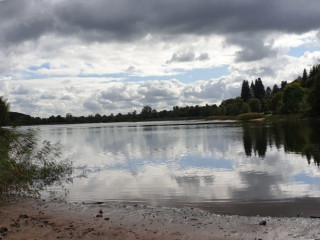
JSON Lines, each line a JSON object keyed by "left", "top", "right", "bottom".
{"left": 1, "top": 63, "right": 320, "bottom": 126}
{"left": 239, "top": 64, "right": 320, "bottom": 115}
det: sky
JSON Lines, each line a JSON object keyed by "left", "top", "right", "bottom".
{"left": 0, "top": 0, "right": 320, "bottom": 118}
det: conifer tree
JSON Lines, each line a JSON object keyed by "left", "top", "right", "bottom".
{"left": 272, "top": 84, "right": 280, "bottom": 94}
{"left": 281, "top": 81, "right": 287, "bottom": 90}
{"left": 0, "top": 96, "right": 9, "bottom": 127}
{"left": 302, "top": 69, "right": 308, "bottom": 81}
{"left": 240, "top": 80, "right": 251, "bottom": 102}
{"left": 302, "top": 69, "right": 308, "bottom": 87}
{"left": 250, "top": 81, "right": 255, "bottom": 98}
{"left": 254, "top": 78, "right": 265, "bottom": 100}
{"left": 265, "top": 87, "right": 272, "bottom": 98}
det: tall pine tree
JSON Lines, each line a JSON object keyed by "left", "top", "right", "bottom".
{"left": 272, "top": 84, "right": 280, "bottom": 94}
{"left": 240, "top": 80, "right": 251, "bottom": 102}
{"left": 302, "top": 69, "right": 308, "bottom": 87}
{"left": 250, "top": 81, "right": 255, "bottom": 98}
{"left": 254, "top": 78, "right": 265, "bottom": 100}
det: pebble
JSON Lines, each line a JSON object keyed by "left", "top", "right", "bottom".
{"left": 259, "top": 220, "right": 267, "bottom": 225}
{"left": 0, "top": 227, "right": 8, "bottom": 234}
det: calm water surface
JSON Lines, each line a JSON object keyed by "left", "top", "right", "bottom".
{"left": 38, "top": 120, "right": 320, "bottom": 216}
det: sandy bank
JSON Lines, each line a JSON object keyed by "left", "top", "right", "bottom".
{"left": 1, "top": 196, "right": 320, "bottom": 240}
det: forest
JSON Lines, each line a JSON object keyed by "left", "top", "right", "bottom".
{"left": 1, "top": 63, "right": 320, "bottom": 126}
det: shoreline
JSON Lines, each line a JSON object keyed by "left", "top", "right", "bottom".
{"left": 1, "top": 196, "right": 320, "bottom": 239}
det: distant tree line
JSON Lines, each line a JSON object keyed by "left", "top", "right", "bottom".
{"left": 2, "top": 64, "right": 320, "bottom": 126}
{"left": 239, "top": 63, "right": 320, "bottom": 115}
{"left": 8, "top": 104, "right": 221, "bottom": 126}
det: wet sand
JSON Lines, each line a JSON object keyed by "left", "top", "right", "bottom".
{"left": 1, "top": 196, "right": 320, "bottom": 240}
{"left": 171, "top": 198, "right": 320, "bottom": 217}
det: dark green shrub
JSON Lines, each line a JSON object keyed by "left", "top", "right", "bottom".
{"left": 0, "top": 128, "right": 72, "bottom": 201}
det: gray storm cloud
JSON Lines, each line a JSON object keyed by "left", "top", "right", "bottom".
{"left": 1, "top": 0, "right": 320, "bottom": 45}
{"left": 0, "top": 0, "right": 318, "bottom": 68}
{"left": 167, "top": 51, "right": 210, "bottom": 63}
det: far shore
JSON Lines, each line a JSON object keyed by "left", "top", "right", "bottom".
{"left": 7, "top": 113, "right": 320, "bottom": 128}
{"left": 1, "top": 196, "right": 320, "bottom": 240}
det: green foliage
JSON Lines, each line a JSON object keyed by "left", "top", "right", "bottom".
{"left": 0, "top": 128, "right": 72, "bottom": 201}
{"left": 265, "top": 87, "right": 271, "bottom": 98}
{"left": 220, "top": 98, "right": 249, "bottom": 116}
{"left": 241, "top": 80, "right": 251, "bottom": 102}
{"left": 281, "top": 81, "right": 287, "bottom": 90}
{"left": 248, "top": 98, "right": 261, "bottom": 112}
{"left": 0, "top": 97, "right": 9, "bottom": 126}
{"left": 308, "top": 65, "right": 320, "bottom": 115}
{"left": 253, "top": 78, "right": 265, "bottom": 100}
{"left": 270, "top": 92, "right": 283, "bottom": 112}
{"left": 272, "top": 84, "right": 280, "bottom": 94}
{"left": 281, "top": 83, "right": 304, "bottom": 114}
{"left": 140, "top": 105, "right": 153, "bottom": 119}
{"left": 301, "top": 68, "right": 308, "bottom": 87}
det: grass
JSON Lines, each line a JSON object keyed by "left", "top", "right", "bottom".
{"left": 265, "top": 113, "right": 304, "bottom": 120}
{"left": 206, "top": 116, "right": 237, "bottom": 120}
{"left": 236, "top": 112, "right": 264, "bottom": 120}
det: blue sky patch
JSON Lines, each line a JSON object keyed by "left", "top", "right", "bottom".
{"left": 28, "top": 62, "right": 50, "bottom": 71}
{"left": 179, "top": 155, "right": 233, "bottom": 170}
{"left": 288, "top": 45, "right": 320, "bottom": 57}
{"left": 76, "top": 65, "right": 230, "bottom": 83}
{"left": 293, "top": 173, "right": 320, "bottom": 185}
{"left": 173, "top": 66, "right": 230, "bottom": 83}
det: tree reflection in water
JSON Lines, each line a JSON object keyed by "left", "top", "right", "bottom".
{"left": 242, "top": 121, "right": 320, "bottom": 165}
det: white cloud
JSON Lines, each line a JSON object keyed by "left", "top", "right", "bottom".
{"left": 0, "top": 0, "right": 320, "bottom": 116}
{"left": 0, "top": 77, "right": 10, "bottom": 98}
{"left": 4, "top": 43, "right": 320, "bottom": 118}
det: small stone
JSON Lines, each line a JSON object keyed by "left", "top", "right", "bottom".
{"left": 99, "top": 210, "right": 103, "bottom": 214}
{"left": 10, "top": 222, "right": 20, "bottom": 228}
{"left": 104, "top": 218, "right": 110, "bottom": 221}
{"left": 0, "top": 227, "right": 8, "bottom": 234}
{"left": 259, "top": 220, "right": 267, "bottom": 225}
{"left": 19, "top": 214, "right": 28, "bottom": 219}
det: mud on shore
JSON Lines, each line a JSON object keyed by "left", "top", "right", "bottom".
{"left": 0, "top": 196, "right": 320, "bottom": 240}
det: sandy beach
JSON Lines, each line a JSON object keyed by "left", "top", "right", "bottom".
{"left": 1, "top": 196, "right": 320, "bottom": 240}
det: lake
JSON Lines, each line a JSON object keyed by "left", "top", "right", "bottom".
{"left": 38, "top": 120, "right": 320, "bottom": 216}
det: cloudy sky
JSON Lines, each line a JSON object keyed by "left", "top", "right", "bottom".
{"left": 0, "top": 0, "right": 320, "bottom": 117}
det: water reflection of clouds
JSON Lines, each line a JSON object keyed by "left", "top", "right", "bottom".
{"left": 67, "top": 166, "right": 244, "bottom": 202}
{"left": 38, "top": 121, "right": 320, "bottom": 202}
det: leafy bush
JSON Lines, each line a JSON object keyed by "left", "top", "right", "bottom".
{"left": 0, "top": 127, "right": 72, "bottom": 201}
